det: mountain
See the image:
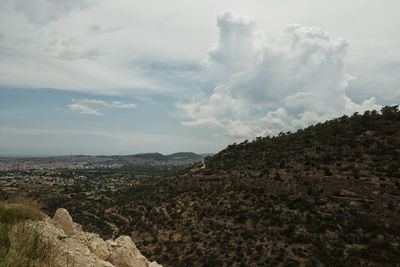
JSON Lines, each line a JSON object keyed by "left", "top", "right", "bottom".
{"left": 199, "top": 153, "right": 215, "bottom": 157}
{"left": 125, "top": 153, "right": 168, "bottom": 161}
{"left": 125, "top": 152, "right": 203, "bottom": 161}
{"left": 105, "top": 106, "right": 400, "bottom": 266}
{"left": 166, "top": 152, "right": 204, "bottom": 160}
{"left": 10, "top": 106, "right": 400, "bottom": 266}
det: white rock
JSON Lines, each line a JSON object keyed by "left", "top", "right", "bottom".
{"left": 73, "top": 221, "right": 83, "bottom": 232}
{"left": 109, "top": 235, "right": 161, "bottom": 267}
{"left": 106, "top": 239, "right": 118, "bottom": 247}
{"left": 40, "top": 209, "right": 162, "bottom": 267}
{"left": 89, "top": 237, "right": 110, "bottom": 261}
{"left": 52, "top": 208, "right": 75, "bottom": 235}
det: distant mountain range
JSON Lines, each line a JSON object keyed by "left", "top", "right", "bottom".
{"left": 0, "top": 152, "right": 207, "bottom": 160}
{"left": 111, "top": 152, "right": 204, "bottom": 161}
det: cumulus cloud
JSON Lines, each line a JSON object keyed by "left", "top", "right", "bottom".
{"left": 207, "top": 12, "right": 265, "bottom": 73}
{"left": 68, "top": 99, "right": 136, "bottom": 115}
{"left": 177, "top": 12, "right": 381, "bottom": 138}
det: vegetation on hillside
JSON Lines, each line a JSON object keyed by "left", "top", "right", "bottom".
{"left": 7, "top": 106, "right": 400, "bottom": 266}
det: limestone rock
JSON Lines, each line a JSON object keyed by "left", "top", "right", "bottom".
{"left": 109, "top": 236, "right": 161, "bottom": 267}
{"left": 89, "top": 237, "right": 110, "bottom": 261}
{"left": 106, "top": 239, "right": 118, "bottom": 248}
{"left": 73, "top": 221, "right": 83, "bottom": 232}
{"left": 52, "top": 208, "right": 74, "bottom": 235}
{"left": 35, "top": 208, "right": 162, "bottom": 267}
{"left": 109, "top": 236, "right": 147, "bottom": 267}
{"left": 35, "top": 219, "right": 114, "bottom": 267}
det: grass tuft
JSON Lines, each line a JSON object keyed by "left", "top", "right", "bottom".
{"left": 0, "top": 200, "right": 58, "bottom": 267}
{"left": 0, "top": 201, "right": 46, "bottom": 225}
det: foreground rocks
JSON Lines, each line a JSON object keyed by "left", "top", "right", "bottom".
{"left": 52, "top": 208, "right": 75, "bottom": 235}
{"left": 33, "top": 208, "right": 161, "bottom": 267}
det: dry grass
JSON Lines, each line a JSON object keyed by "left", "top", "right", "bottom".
{"left": 0, "top": 200, "right": 46, "bottom": 225}
{"left": 0, "top": 200, "right": 58, "bottom": 267}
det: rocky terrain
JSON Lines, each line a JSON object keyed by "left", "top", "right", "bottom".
{"left": 9, "top": 207, "right": 162, "bottom": 267}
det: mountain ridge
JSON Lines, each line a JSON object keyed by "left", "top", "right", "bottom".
{"left": 104, "top": 106, "right": 400, "bottom": 265}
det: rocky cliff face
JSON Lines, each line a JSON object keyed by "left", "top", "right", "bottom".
{"left": 33, "top": 208, "right": 161, "bottom": 267}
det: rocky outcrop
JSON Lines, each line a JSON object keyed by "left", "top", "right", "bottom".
{"left": 89, "top": 237, "right": 111, "bottom": 261}
{"left": 108, "top": 236, "right": 160, "bottom": 267}
{"left": 52, "top": 208, "right": 75, "bottom": 235}
{"left": 33, "top": 208, "right": 162, "bottom": 267}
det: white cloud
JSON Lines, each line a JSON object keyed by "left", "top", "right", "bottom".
{"left": 111, "top": 101, "right": 136, "bottom": 108}
{"left": 1, "top": 1, "right": 399, "bottom": 98}
{"left": 0, "top": 0, "right": 165, "bottom": 94}
{"left": 68, "top": 99, "right": 136, "bottom": 115}
{"left": 68, "top": 99, "right": 107, "bottom": 115}
{"left": 6, "top": 0, "right": 91, "bottom": 24}
{"left": 207, "top": 12, "right": 265, "bottom": 73}
{"left": 177, "top": 12, "right": 381, "bottom": 139}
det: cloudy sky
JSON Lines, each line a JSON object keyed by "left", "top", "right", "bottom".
{"left": 0, "top": 0, "right": 399, "bottom": 155}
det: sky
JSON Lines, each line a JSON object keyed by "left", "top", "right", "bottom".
{"left": 0, "top": 0, "right": 399, "bottom": 156}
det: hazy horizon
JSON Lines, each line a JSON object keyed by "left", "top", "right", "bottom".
{"left": 0, "top": 151, "right": 214, "bottom": 158}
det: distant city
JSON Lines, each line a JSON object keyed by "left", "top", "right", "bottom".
{"left": 0, "top": 152, "right": 207, "bottom": 191}
{"left": 0, "top": 152, "right": 207, "bottom": 171}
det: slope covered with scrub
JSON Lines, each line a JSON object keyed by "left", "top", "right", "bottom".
{"left": 33, "top": 106, "right": 400, "bottom": 266}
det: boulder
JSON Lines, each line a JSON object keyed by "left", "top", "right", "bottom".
{"left": 52, "top": 208, "right": 74, "bottom": 235}
{"left": 109, "top": 236, "right": 161, "bottom": 267}
{"left": 73, "top": 221, "right": 83, "bottom": 232}
{"left": 48, "top": 208, "right": 161, "bottom": 266}
{"left": 89, "top": 237, "right": 110, "bottom": 261}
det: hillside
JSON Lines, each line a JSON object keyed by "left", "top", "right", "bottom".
{"left": 8, "top": 106, "right": 400, "bottom": 266}
{"left": 105, "top": 106, "right": 400, "bottom": 266}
